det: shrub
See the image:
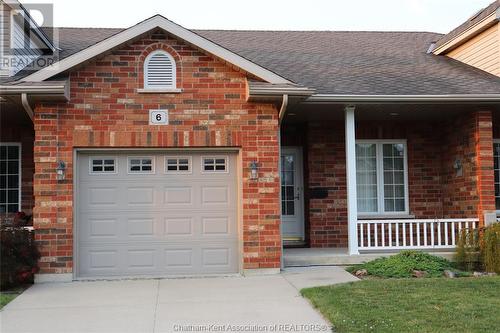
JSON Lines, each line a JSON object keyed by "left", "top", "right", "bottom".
{"left": 0, "top": 225, "right": 40, "bottom": 290}
{"left": 482, "top": 223, "right": 500, "bottom": 274}
{"left": 347, "top": 250, "right": 457, "bottom": 278}
{"left": 455, "top": 227, "right": 481, "bottom": 271}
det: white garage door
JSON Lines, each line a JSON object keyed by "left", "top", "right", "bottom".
{"left": 76, "top": 151, "right": 239, "bottom": 278}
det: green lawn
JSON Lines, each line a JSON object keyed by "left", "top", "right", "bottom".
{"left": 302, "top": 277, "right": 500, "bottom": 333}
{"left": 0, "top": 291, "right": 22, "bottom": 309}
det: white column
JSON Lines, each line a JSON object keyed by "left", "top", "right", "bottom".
{"left": 345, "top": 105, "right": 359, "bottom": 255}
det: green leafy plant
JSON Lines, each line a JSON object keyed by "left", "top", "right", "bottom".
{"left": 455, "top": 227, "right": 481, "bottom": 271}
{"left": 0, "top": 224, "right": 40, "bottom": 290}
{"left": 482, "top": 223, "right": 500, "bottom": 274}
{"left": 347, "top": 250, "right": 459, "bottom": 278}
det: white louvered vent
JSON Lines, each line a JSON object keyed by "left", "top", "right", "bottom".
{"left": 144, "top": 51, "right": 176, "bottom": 89}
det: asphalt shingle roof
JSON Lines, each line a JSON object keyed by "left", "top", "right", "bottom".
{"left": 3, "top": 26, "right": 500, "bottom": 95}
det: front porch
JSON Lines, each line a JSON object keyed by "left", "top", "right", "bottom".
{"left": 280, "top": 101, "right": 499, "bottom": 258}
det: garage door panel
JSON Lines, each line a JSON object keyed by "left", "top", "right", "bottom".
{"left": 127, "top": 218, "right": 155, "bottom": 237}
{"left": 127, "top": 186, "right": 155, "bottom": 206}
{"left": 163, "top": 186, "right": 193, "bottom": 206}
{"left": 77, "top": 152, "right": 239, "bottom": 278}
{"left": 164, "top": 217, "right": 194, "bottom": 236}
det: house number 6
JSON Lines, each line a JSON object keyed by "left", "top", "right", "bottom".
{"left": 149, "top": 110, "right": 169, "bottom": 125}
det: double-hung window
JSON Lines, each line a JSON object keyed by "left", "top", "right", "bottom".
{"left": 356, "top": 140, "right": 409, "bottom": 215}
{"left": 0, "top": 144, "right": 21, "bottom": 213}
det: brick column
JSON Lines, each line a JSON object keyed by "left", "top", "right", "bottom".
{"left": 474, "top": 110, "right": 495, "bottom": 226}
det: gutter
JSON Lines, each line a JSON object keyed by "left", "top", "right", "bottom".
{"left": 0, "top": 82, "right": 69, "bottom": 99}
{"left": 1, "top": 81, "right": 69, "bottom": 122}
{"left": 305, "top": 94, "right": 500, "bottom": 104}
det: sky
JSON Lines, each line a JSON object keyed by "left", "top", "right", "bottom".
{"left": 22, "top": 0, "right": 494, "bottom": 34}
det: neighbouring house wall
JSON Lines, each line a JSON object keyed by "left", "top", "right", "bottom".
{"left": 441, "top": 110, "right": 495, "bottom": 224}
{"left": 447, "top": 23, "right": 500, "bottom": 77}
{"left": 0, "top": 110, "right": 34, "bottom": 215}
{"left": 33, "top": 30, "right": 281, "bottom": 275}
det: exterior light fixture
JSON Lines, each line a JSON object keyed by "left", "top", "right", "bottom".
{"left": 249, "top": 161, "right": 259, "bottom": 180}
{"left": 453, "top": 158, "right": 462, "bottom": 177}
{"left": 56, "top": 161, "right": 66, "bottom": 181}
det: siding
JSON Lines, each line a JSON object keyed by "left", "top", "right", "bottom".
{"left": 0, "top": 2, "right": 11, "bottom": 77}
{"left": 447, "top": 23, "right": 500, "bottom": 77}
{"left": 0, "top": 5, "right": 42, "bottom": 77}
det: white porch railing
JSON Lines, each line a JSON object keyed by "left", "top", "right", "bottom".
{"left": 357, "top": 218, "right": 479, "bottom": 250}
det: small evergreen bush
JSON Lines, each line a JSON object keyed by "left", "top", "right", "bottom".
{"left": 455, "top": 227, "right": 481, "bottom": 271}
{"left": 0, "top": 225, "right": 40, "bottom": 289}
{"left": 347, "top": 250, "right": 458, "bottom": 278}
{"left": 482, "top": 223, "right": 500, "bottom": 274}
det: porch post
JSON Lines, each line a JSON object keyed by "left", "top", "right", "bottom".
{"left": 345, "top": 105, "right": 359, "bottom": 255}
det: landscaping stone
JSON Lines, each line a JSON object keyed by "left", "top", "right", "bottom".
{"left": 473, "top": 272, "right": 485, "bottom": 277}
{"left": 443, "top": 270, "right": 456, "bottom": 278}
{"left": 412, "top": 270, "right": 427, "bottom": 278}
{"left": 355, "top": 269, "right": 368, "bottom": 277}
{"left": 487, "top": 272, "right": 498, "bottom": 276}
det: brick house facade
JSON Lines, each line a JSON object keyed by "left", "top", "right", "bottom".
{"left": 1, "top": 6, "right": 500, "bottom": 281}
{"left": 32, "top": 31, "right": 282, "bottom": 275}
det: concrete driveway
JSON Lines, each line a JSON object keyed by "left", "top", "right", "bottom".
{"left": 1, "top": 267, "right": 356, "bottom": 333}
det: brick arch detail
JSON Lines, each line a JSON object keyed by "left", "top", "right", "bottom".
{"left": 138, "top": 43, "right": 183, "bottom": 88}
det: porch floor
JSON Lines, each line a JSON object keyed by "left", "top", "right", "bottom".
{"left": 283, "top": 248, "right": 455, "bottom": 267}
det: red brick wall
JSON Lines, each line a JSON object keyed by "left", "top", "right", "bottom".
{"left": 299, "top": 113, "right": 493, "bottom": 248}
{"left": 0, "top": 112, "right": 34, "bottom": 215}
{"left": 33, "top": 30, "right": 281, "bottom": 275}
{"left": 441, "top": 111, "right": 495, "bottom": 224}
{"left": 304, "top": 121, "right": 444, "bottom": 248}
{"left": 306, "top": 122, "right": 348, "bottom": 247}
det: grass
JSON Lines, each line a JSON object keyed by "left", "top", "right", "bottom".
{"left": 0, "top": 289, "right": 23, "bottom": 309}
{"left": 302, "top": 277, "right": 500, "bottom": 333}
{"left": 346, "top": 250, "right": 466, "bottom": 278}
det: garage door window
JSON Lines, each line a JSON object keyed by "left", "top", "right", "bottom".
{"left": 90, "top": 158, "right": 116, "bottom": 174}
{"left": 165, "top": 157, "right": 191, "bottom": 173}
{"left": 128, "top": 157, "right": 154, "bottom": 173}
{"left": 0, "top": 144, "right": 21, "bottom": 213}
{"left": 202, "top": 157, "right": 228, "bottom": 173}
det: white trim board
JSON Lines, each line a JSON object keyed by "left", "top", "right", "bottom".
{"left": 23, "top": 15, "right": 292, "bottom": 84}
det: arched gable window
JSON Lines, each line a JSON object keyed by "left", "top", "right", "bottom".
{"left": 144, "top": 50, "right": 176, "bottom": 89}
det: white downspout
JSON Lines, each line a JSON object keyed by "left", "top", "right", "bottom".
{"left": 21, "top": 93, "right": 34, "bottom": 121}
{"left": 278, "top": 94, "right": 288, "bottom": 270}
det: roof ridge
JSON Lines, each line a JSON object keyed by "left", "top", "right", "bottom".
{"left": 50, "top": 27, "right": 443, "bottom": 35}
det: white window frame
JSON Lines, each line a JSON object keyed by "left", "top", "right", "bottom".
{"left": 127, "top": 156, "right": 155, "bottom": 174}
{"left": 89, "top": 157, "right": 117, "bottom": 175}
{"left": 493, "top": 139, "right": 500, "bottom": 214}
{"left": 356, "top": 139, "right": 409, "bottom": 217}
{"left": 143, "top": 50, "right": 177, "bottom": 90}
{"left": 164, "top": 156, "right": 192, "bottom": 174}
{"left": 201, "top": 156, "right": 229, "bottom": 174}
{"left": 0, "top": 143, "right": 22, "bottom": 213}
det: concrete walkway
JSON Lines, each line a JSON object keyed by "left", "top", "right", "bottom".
{"left": 1, "top": 267, "right": 357, "bottom": 333}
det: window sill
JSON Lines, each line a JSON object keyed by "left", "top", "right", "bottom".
{"left": 136, "top": 88, "right": 183, "bottom": 94}
{"left": 357, "top": 214, "right": 415, "bottom": 220}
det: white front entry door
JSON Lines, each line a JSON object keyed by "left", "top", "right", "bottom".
{"left": 281, "top": 147, "right": 305, "bottom": 240}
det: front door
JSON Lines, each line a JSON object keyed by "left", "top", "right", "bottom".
{"left": 281, "top": 147, "right": 305, "bottom": 240}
